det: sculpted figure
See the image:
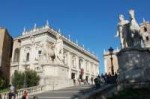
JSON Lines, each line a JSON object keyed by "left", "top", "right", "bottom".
{"left": 116, "top": 9, "right": 143, "bottom": 48}
{"left": 54, "top": 33, "right": 64, "bottom": 63}
{"left": 129, "top": 9, "right": 142, "bottom": 47}
{"left": 116, "top": 14, "right": 129, "bottom": 48}
{"left": 39, "top": 41, "right": 49, "bottom": 63}
{"left": 129, "top": 9, "right": 140, "bottom": 37}
{"left": 39, "top": 40, "right": 55, "bottom": 64}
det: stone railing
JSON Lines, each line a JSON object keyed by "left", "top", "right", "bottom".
{"left": 0, "top": 85, "right": 46, "bottom": 99}
{"left": 0, "top": 79, "right": 74, "bottom": 99}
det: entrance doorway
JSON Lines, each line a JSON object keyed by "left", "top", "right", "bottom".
{"left": 71, "top": 73, "right": 75, "bottom": 79}
{"left": 86, "top": 76, "right": 88, "bottom": 83}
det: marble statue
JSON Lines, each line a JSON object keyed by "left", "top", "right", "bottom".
{"left": 129, "top": 9, "right": 142, "bottom": 47}
{"left": 116, "top": 14, "right": 130, "bottom": 48}
{"left": 39, "top": 40, "right": 55, "bottom": 64}
{"left": 54, "top": 33, "right": 64, "bottom": 63}
{"left": 116, "top": 9, "right": 143, "bottom": 48}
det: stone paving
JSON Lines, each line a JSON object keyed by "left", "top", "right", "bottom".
{"left": 28, "top": 85, "right": 94, "bottom": 99}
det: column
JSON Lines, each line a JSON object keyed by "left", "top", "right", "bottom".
{"left": 76, "top": 56, "right": 79, "bottom": 79}
{"left": 67, "top": 52, "right": 71, "bottom": 79}
{"left": 82, "top": 59, "right": 86, "bottom": 79}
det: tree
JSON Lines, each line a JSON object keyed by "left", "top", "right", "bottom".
{"left": 0, "top": 77, "right": 6, "bottom": 89}
{"left": 12, "top": 70, "right": 40, "bottom": 89}
{"left": 25, "top": 70, "right": 40, "bottom": 87}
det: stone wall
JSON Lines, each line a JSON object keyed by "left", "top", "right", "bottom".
{"left": 117, "top": 48, "right": 150, "bottom": 83}
{"left": 0, "top": 28, "right": 13, "bottom": 83}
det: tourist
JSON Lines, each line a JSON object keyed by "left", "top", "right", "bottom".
{"left": 22, "top": 90, "right": 29, "bottom": 99}
{"left": 9, "top": 84, "right": 16, "bottom": 99}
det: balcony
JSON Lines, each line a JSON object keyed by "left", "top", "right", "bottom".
{"left": 11, "top": 61, "right": 19, "bottom": 67}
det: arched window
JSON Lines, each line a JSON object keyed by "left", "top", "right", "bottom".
{"left": 26, "top": 53, "right": 30, "bottom": 61}
{"left": 144, "top": 27, "right": 147, "bottom": 32}
{"left": 14, "top": 48, "right": 20, "bottom": 62}
{"left": 146, "top": 36, "right": 149, "bottom": 41}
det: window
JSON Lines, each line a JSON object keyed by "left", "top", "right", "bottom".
{"left": 146, "top": 36, "right": 149, "bottom": 41}
{"left": 144, "top": 27, "right": 147, "bottom": 32}
{"left": 26, "top": 53, "right": 30, "bottom": 61}
{"left": 38, "top": 50, "right": 42, "bottom": 57}
{"left": 38, "top": 50, "right": 41, "bottom": 54}
{"left": 14, "top": 48, "right": 20, "bottom": 62}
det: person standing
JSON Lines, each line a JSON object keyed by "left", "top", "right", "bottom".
{"left": 9, "top": 84, "right": 15, "bottom": 99}
{"left": 22, "top": 90, "right": 29, "bottom": 99}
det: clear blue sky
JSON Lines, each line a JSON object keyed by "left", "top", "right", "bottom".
{"left": 0, "top": 0, "right": 150, "bottom": 73}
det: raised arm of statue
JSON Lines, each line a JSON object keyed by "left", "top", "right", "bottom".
{"left": 115, "top": 26, "right": 120, "bottom": 37}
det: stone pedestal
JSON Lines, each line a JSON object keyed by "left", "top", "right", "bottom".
{"left": 117, "top": 48, "right": 150, "bottom": 83}
{"left": 39, "top": 63, "right": 69, "bottom": 85}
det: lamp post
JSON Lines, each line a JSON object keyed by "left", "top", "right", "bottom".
{"left": 108, "top": 47, "right": 114, "bottom": 75}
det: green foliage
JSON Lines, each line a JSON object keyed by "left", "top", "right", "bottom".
{"left": 25, "top": 70, "right": 40, "bottom": 87}
{"left": 12, "top": 71, "right": 24, "bottom": 88}
{"left": 12, "top": 70, "right": 40, "bottom": 89}
{"left": 0, "top": 77, "right": 6, "bottom": 89}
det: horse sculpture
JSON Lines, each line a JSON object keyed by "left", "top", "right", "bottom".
{"left": 116, "top": 9, "right": 143, "bottom": 48}
{"left": 129, "top": 9, "right": 142, "bottom": 47}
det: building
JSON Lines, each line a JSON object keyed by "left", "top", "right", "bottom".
{"left": 10, "top": 22, "right": 99, "bottom": 85}
{"left": 0, "top": 27, "right": 13, "bottom": 83}
{"left": 103, "top": 49, "right": 119, "bottom": 75}
{"left": 140, "top": 20, "right": 150, "bottom": 48}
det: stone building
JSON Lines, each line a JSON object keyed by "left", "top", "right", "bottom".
{"left": 0, "top": 27, "right": 13, "bottom": 83}
{"left": 103, "top": 49, "right": 119, "bottom": 75}
{"left": 10, "top": 22, "right": 99, "bottom": 85}
{"left": 140, "top": 20, "right": 150, "bottom": 48}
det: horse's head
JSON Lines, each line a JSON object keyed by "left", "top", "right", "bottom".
{"left": 129, "top": 9, "right": 135, "bottom": 19}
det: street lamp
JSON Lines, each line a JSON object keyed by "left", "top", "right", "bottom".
{"left": 108, "top": 47, "right": 114, "bottom": 75}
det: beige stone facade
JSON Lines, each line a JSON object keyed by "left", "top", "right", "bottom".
{"left": 140, "top": 21, "right": 150, "bottom": 48}
{"left": 0, "top": 28, "right": 13, "bottom": 83}
{"left": 103, "top": 49, "right": 119, "bottom": 75}
{"left": 10, "top": 23, "right": 99, "bottom": 85}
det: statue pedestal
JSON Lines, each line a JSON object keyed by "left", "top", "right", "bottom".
{"left": 117, "top": 48, "right": 150, "bottom": 83}
{"left": 39, "top": 63, "right": 69, "bottom": 85}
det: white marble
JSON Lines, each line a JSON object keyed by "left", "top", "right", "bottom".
{"left": 10, "top": 25, "right": 99, "bottom": 85}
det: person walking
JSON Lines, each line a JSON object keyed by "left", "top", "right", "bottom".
{"left": 9, "top": 84, "right": 15, "bottom": 99}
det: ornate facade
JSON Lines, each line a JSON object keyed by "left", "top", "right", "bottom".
{"left": 10, "top": 22, "right": 99, "bottom": 85}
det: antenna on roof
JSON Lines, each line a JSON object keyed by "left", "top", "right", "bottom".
{"left": 58, "top": 28, "right": 61, "bottom": 33}
{"left": 143, "top": 18, "right": 146, "bottom": 23}
{"left": 45, "top": 20, "right": 49, "bottom": 28}
{"left": 33, "top": 23, "right": 37, "bottom": 31}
